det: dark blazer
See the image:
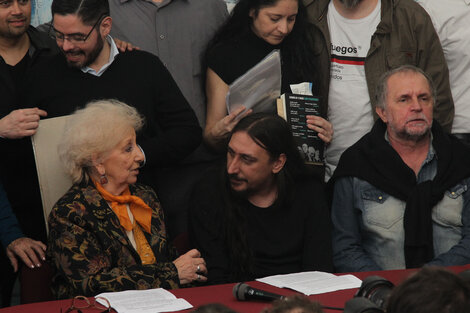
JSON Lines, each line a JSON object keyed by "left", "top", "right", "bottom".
{"left": 47, "top": 181, "right": 180, "bottom": 299}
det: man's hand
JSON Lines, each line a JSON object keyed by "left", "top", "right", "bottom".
{"left": 0, "top": 108, "right": 47, "bottom": 139}
{"left": 6, "top": 237, "right": 47, "bottom": 272}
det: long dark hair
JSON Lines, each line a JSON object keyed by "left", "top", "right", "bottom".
{"left": 206, "top": 0, "right": 318, "bottom": 86}
{"left": 222, "top": 113, "right": 307, "bottom": 281}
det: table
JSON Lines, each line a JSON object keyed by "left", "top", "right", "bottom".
{"left": 2, "top": 265, "right": 469, "bottom": 313}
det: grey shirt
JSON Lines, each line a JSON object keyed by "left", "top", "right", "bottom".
{"left": 109, "top": 0, "right": 228, "bottom": 127}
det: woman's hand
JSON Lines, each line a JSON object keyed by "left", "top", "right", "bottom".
{"left": 205, "top": 68, "right": 255, "bottom": 151}
{"left": 210, "top": 106, "right": 252, "bottom": 140}
{"left": 306, "top": 116, "right": 334, "bottom": 144}
{"left": 173, "top": 249, "right": 208, "bottom": 285}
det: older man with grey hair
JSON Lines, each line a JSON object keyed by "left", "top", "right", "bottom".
{"left": 330, "top": 65, "right": 470, "bottom": 272}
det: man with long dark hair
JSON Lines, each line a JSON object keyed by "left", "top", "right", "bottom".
{"left": 189, "top": 113, "right": 333, "bottom": 284}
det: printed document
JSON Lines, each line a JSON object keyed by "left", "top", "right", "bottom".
{"left": 96, "top": 288, "right": 192, "bottom": 313}
{"left": 257, "top": 271, "right": 362, "bottom": 295}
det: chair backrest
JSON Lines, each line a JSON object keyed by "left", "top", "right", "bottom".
{"left": 31, "top": 115, "right": 73, "bottom": 234}
{"left": 20, "top": 262, "right": 54, "bottom": 304}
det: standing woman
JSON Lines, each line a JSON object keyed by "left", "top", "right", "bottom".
{"left": 204, "top": 0, "right": 333, "bottom": 151}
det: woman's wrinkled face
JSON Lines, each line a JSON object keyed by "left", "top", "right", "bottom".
{"left": 249, "top": 0, "right": 298, "bottom": 45}
{"left": 98, "top": 127, "right": 144, "bottom": 195}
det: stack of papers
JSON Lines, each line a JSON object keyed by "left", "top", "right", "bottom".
{"left": 95, "top": 288, "right": 192, "bottom": 313}
{"left": 226, "top": 50, "right": 281, "bottom": 116}
{"left": 257, "top": 271, "right": 362, "bottom": 295}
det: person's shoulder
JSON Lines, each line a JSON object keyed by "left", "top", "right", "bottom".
{"left": 194, "top": 165, "right": 223, "bottom": 192}
{"left": 27, "top": 26, "right": 55, "bottom": 48}
{"left": 117, "top": 49, "right": 160, "bottom": 62}
{"left": 291, "top": 176, "right": 327, "bottom": 204}
{"left": 116, "top": 50, "right": 166, "bottom": 70}
{"left": 194, "top": 0, "right": 228, "bottom": 11}
{"left": 293, "top": 176, "right": 325, "bottom": 193}
{"left": 190, "top": 165, "right": 224, "bottom": 208}
{"left": 52, "top": 183, "right": 90, "bottom": 214}
{"left": 30, "top": 49, "right": 65, "bottom": 72}
{"left": 393, "top": 0, "right": 432, "bottom": 19}
{"left": 207, "top": 38, "right": 239, "bottom": 61}
{"left": 131, "top": 183, "right": 159, "bottom": 203}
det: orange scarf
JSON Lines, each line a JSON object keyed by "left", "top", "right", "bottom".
{"left": 93, "top": 180, "right": 156, "bottom": 264}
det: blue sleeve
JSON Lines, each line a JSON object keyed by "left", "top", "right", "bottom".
{"left": 0, "top": 181, "right": 24, "bottom": 248}
{"left": 331, "top": 177, "right": 381, "bottom": 272}
{"left": 427, "top": 178, "right": 470, "bottom": 266}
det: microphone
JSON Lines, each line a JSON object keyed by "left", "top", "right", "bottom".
{"left": 233, "top": 283, "right": 285, "bottom": 302}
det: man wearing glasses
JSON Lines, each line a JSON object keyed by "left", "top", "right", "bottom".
{"left": 109, "top": 0, "right": 228, "bottom": 245}
{"left": 21, "top": 0, "right": 201, "bottom": 197}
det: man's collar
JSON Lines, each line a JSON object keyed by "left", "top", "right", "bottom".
{"left": 384, "top": 129, "right": 434, "bottom": 159}
{"left": 465, "top": 0, "right": 470, "bottom": 5}
{"left": 81, "top": 35, "right": 119, "bottom": 76}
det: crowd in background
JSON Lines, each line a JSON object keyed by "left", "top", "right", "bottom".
{"left": 0, "top": 0, "right": 470, "bottom": 310}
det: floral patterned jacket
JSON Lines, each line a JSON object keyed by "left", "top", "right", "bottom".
{"left": 47, "top": 181, "right": 180, "bottom": 299}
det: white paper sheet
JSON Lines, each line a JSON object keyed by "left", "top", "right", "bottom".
{"left": 96, "top": 288, "right": 193, "bottom": 313}
{"left": 289, "top": 82, "right": 313, "bottom": 95}
{"left": 226, "top": 50, "right": 281, "bottom": 117}
{"left": 256, "top": 271, "right": 362, "bottom": 295}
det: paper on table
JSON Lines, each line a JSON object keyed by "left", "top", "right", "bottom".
{"left": 256, "top": 271, "right": 362, "bottom": 296}
{"left": 96, "top": 288, "right": 193, "bottom": 313}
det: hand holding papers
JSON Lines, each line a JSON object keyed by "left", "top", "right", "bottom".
{"left": 95, "top": 289, "right": 192, "bottom": 313}
{"left": 226, "top": 50, "right": 281, "bottom": 118}
{"left": 257, "top": 271, "right": 362, "bottom": 296}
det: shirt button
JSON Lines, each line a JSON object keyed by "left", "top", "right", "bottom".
{"left": 159, "top": 34, "right": 165, "bottom": 40}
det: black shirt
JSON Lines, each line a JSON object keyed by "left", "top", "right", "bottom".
{"left": 22, "top": 50, "right": 202, "bottom": 170}
{"left": 189, "top": 167, "right": 333, "bottom": 284}
{"left": 206, "top": 30, "right": 301, "bottom": 94}
{"left": 7, "top": 52, "right": 30, "bottom": 89}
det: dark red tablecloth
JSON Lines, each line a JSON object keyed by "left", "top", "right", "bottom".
{"left": 2, "top": 265, "right": 469, "bottom": 313}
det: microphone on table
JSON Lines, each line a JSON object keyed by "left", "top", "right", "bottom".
{"left": 233, "top": 282, "right": 285, "bottom": 302}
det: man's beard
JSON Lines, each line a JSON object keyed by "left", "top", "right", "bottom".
{"left": 0, "top": 16, "right": 29, "bottom": 39}
{"left": 338, "top": 0, "right": 364, "bottom": 9}
{"left": 392, "top": 116, "right": 432, "bottom": 142}
{"left": 396, "top": 126, "right": 431, "bottom": 142}
{"left": 228, "top": 173, "right": 250, "bottom": 198}
{"left": 63, "top": 34, "right": 104, "bottom": 68}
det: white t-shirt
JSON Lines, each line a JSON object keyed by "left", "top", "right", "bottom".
{"left": 325, "top": 0, "right": 381, "bottom": 180}
{"left": 417, "top": 0, "right": 470, "bottom": 134}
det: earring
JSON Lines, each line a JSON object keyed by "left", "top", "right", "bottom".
{"left": 100, "top": 173, "right": 108, "bottom": 185}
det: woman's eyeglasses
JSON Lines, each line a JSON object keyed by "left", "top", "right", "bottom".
{"left": 61, "top": 296, "right": 111, "bottom": 313}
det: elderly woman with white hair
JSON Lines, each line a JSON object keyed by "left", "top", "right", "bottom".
{"left": 47, "top": 99, "right": 207, "bottom": 299}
